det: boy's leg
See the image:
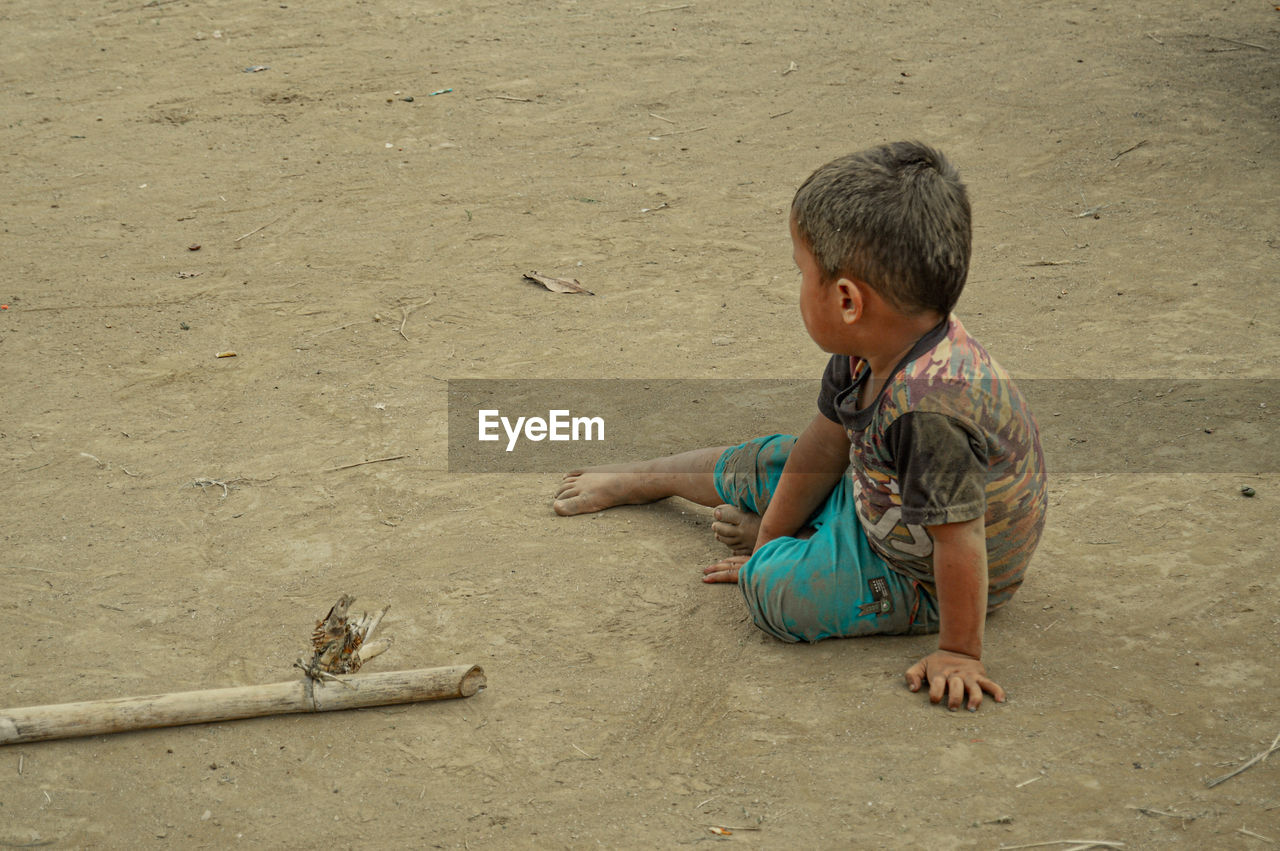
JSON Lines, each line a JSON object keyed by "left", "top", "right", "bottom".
{"left": 553, "top": 447, "right": 729, "bottom": 516}
{"left": 737, "top": 473, "right": 940, "bottom": 642}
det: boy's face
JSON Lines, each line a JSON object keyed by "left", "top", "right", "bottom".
{"left": 791, "top": 216, "right": 849, "bottom": 354}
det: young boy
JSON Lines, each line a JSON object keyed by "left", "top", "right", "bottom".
{"left": 554, "top": 142, "right": 1047, "bottom": 711}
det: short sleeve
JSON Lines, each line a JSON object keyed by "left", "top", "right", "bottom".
{"left": 817, "top": 354, "right": 853, "bottom": 424}
{"left": 886, "top": 411, "right": 988, "bottom": 527}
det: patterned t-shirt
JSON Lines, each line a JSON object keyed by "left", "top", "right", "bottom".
{"left": 817, "top": 316, "right": 1047, "bottom": 609}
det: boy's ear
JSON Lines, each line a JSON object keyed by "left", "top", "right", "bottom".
{"left": 834, "top": 276, "right": 864, "bottom": 325}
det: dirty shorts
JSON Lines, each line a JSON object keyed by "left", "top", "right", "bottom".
{"left": 714, "top": 434, "right": 940, "bottom": 643}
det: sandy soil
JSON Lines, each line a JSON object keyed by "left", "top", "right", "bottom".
{"left": 3, "top": 0, "right": 1278, "bottom": 846}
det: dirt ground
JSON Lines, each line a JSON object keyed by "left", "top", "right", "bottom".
{"left": 3, "top": 0, "right": 1278, "bottom": 847}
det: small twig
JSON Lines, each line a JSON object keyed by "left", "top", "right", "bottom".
{"left": 361, "top": 606, "right": 390, "bottom": 643}
{"left": 192, "top": 476, "right": 234, "bottom": 497}
{"left": 234, "top": 216, "right": 281, "bottom": 242}
{"left": 1075, "top": 204, "right": 1112, "bottom": 218}
{"left": 1110, "top": 140, "right": 1148, "bottom": 161}
{"left": 17, "top": 755, "right": 23, "bottom": 775}
{"left": 1015, "top": 775, "right": 1043, "bottom": 788}
{"left": 324, "top": 455, "right": 407, "bottom": 472}
{"left": 1022, "top": 259, "right": 1085, "bottom": 266}
{"left": 313, "top": 320, "right": 363, "bottom": 337}
{"left": 1126, "top": 805, "right": 1196, "bottom": 822}
{"left": 1233, "top": 829, "right": 1274, "bottom": 844}
{"left": 395, "top": 296, "right": 433, "bottom": 342}
{"left": 478, "top": 95, "right": 534, "bottom": 102}
{"left": 649, "top": 112, "right": 676, "bottom": 124}
{"left": 397, "top": 307, "right": 411, "bottom": 341}
{"left": 782, "top": 61, "right": 799, "bottom": 75}
{"left": 1206, "top": 731, "right": 1280, "bottom": 788}
{"left": 571, "top": 743, "right": 596, "bottom": 759}
{"left": 1145, "top": 32, "right": 1165, "bottom": 45}
{"left": 769, "top": 109, "right": 793, "bottom": 119}
{"left": 1238, "top": 827, "right": 1275, "bottom": 843}
{"left": 649, "top": 125, "right": 707, "bottom": 138}
{"left": 1211, "top": 35, "right": 1269, "bottom": 51}
{"left": 999, "top": 842, "right": 1124, "bottom": 850}
{"left": 641, "top": 3, "right": 691, "bottom": 11}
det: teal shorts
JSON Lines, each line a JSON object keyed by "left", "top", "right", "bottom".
{"left": 714, "top": 434, "right": 940, "bottom": 643}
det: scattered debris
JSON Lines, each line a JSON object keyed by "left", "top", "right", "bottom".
{"left": 294, "top": 594, "right": 393, "bottom": 684}
{"left": 243, "top": 65, "right": 269, "bottom": 73}
{"left": 782, "top": 61, "right": 799, "bottom": 75}
{"left": 1205, "top": 730, "right": 1280, "bottom": 787}
{"left": 215, "top": 350, "right": 237, "bottom": 358}
{"left": 524, "top": 271, "right": 594, "bottom": 295}
{"left": 429, "top": 87, "right": 453, "bottom": 96}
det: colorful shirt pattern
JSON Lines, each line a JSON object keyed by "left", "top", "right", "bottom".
{"left": 817, "top": 317, "right": 1048, "bottom": 609}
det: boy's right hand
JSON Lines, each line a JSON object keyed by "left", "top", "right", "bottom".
{"left": 905, "top": 649, "right": 1006, "bottom": 711}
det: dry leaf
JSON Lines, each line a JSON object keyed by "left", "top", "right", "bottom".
{"left": 524, "top": 271, "right": 594, "bottom": 295}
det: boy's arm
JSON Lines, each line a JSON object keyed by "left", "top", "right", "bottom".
{"left": 702, "top": 413, "right": 849, "bottom": 583}
{"left": 755, "top": 413, "right": 850, "bottom": 550}
{"left": 904, "top": 516, "right": 1006, "bottom": 711}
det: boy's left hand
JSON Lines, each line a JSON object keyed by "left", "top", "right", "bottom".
{"left": 905, "top": 649, "right": 1006, "bottom": 711}
{"left": 702, "top": 555, "right": 748, "bottom": 583}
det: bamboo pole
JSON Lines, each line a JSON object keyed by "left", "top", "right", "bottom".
{"left": 0, "top": 665, "right": 485, "bottom": 745}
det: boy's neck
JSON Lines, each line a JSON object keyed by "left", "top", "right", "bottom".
{"left": 860, "top": 311, "right": 946, "bottom": 381}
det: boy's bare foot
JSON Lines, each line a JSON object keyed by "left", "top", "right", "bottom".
{"left": 553, "top": 448, "right": 729, "bottom": 516}
{"left": 553, "top": 466, "right": 663, "bottom": 516}
{"left": 711, "top": 504, "right": 760, "bottom": 555}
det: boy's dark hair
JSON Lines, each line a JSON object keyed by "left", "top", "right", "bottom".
{"left": 791, "top": 141, "right": 972, "bottom": 316}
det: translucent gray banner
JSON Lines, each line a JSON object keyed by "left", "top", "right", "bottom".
{"left": 447, "top": 379, "right": 1278, "bottom": 474}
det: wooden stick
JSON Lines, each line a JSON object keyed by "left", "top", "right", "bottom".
{"left": 0, "top": 665, "right": 485, "bottom": 745}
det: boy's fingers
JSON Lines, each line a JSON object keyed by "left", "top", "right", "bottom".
{"left": 701, "top": 557, "right": 745, "bottom": 583}
{"left": 928, "top": 674, "right": 948, "bottom": 705}
{"left": 966, "top": 679, "right": 985, "bottom": 711}
{"left": 981, "top": 677, "right": 1007, "bottom": 704}
{"left": 947, "top": 676, "right": 967, "bottom": 710}
{"left": 904, "top": 662, "right": 924, "bottom": 692}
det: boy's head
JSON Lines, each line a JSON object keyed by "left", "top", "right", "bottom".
{"left": 791, "top": 142, "right": 971, "bottom": 317}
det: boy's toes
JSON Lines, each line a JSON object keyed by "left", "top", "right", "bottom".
{"left": 710, "top": 504, "right": 761, "bottom": 551}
